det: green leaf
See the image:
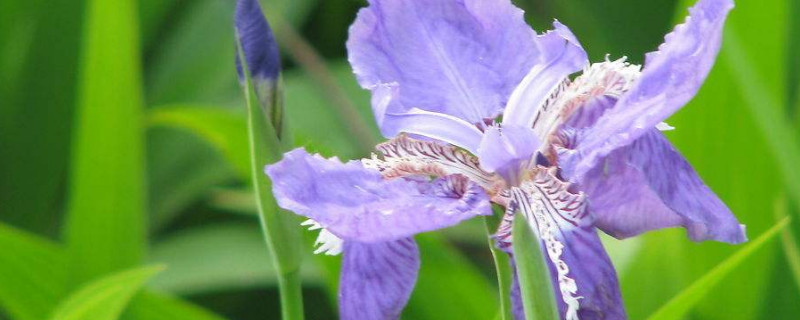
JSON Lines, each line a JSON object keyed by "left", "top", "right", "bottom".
{"left": 623, "top": 1, "right": 790, "bottom": 318}
{"left": 646, "top": 218, "right": 790, "bottom": 320}
{"left": 0, "top": 222, "right": 67, "bottom": 320}
{"left": 122, "top": 291, "right": 226, "bottom": 320}
{"left": 65, "top": 0, "right": 146, "bottom": 286}
{"left": 512, "top": 214, "right": 559, "bottom": 320}
{"left": 148, "top": 223, "right": 321, "bottom": 295}
{"left": 50, "top": 266, "right": 164, "bottom": 320}
{"left": 0, "top": 0, "right": 83, "bottom": 234}
{"left": 148, "top": 105, "right": 250, "bottom": 179}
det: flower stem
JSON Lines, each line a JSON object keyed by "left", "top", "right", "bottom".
{"left": 484, "top": 211, "right": 514, "bottom": 320}
{"left": 278, "top": 269, "right": 305, "bottom": 320}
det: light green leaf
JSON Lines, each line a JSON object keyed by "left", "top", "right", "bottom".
{"left": 647, "top": 218, "right": 789, "bottom": 320}
{"left": 122, "top": 291, "right": 226, "bottom": 320}
{"left": 148, "top": 223, "right": 321, "bottom": 295}
{"left": 50, "top": 266, "right": 164, "bottom": 320}
{"left": 512, "top": 214, "right": 559, "bottom": 320}
{"left": 624, "top": 1, "right": 789, "bottom": 318}
{"left": 65, "top": 0, "right": 145, "bottom": 286}
{"left": 148, "top": 105, "right": 250, "bottom": 179}
{"left": 0, "top": 222, "right": 67, "bottom": 320}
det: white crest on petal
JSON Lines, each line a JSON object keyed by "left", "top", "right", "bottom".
{"left": 510, "top": 167, "right": 589, "bottom": 320}
{"left": 362, "top": 134, "right": 505, "bottom": 193}
{"left": 533, "top": 57, "right": 641, "bottom": 149}
{"left": 656, "top": 122, "right": 675, "bottom": 131}
{"left": 302, "top": 219, "right": 343, "bottom": 256}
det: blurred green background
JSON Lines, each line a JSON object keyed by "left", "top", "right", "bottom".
{"left": 1, "top": 0, "right": 799, "bottom": 319}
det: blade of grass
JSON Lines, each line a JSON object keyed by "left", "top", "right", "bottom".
{"left": 50, "top": 266, "right": 164, "bottom": 320}
{"left": 513, "top": 214, "right": 559, "bottom": 320}
{"left": 65, "top": 0, "right": 146, "bottom": 286}
{"left": 646, "top": 218, "right": 790, "bottom": 320}
{"left": 773, "top": 197, "right": 800, "bottom": 291}
{"left": 0, "top": 222, "right": 67, "bottom": 320}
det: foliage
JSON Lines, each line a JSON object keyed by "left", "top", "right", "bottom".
{"left": 0, "top": 0, "right": 797, "bottom": 319}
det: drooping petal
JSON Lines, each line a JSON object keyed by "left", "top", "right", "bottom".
{"left": 503, "top": 168, "right": 625, "bottom": 320}
{"left": 265, "top": 148, "right": 491, "bottom": 243}
{"left": 339, "top": 238, "right": 420, "bottom": 320}
{"left": 371, "top": 83, "right": 485, "bottom": 153}
{"left": 477, "top": 125, "right": 541, "bottom": 178}
{"left": 362, "top": 134, "right": 502, "bottom": 190}
{"left": 580, "top": 129, "right": 746, "bottom": 243}
{"left": 502, "top": 21, "right": 588, "bottom": 131}
{"left": 347, "top": 0, "right": 540, "bottom": 125}
{"left": 562, "top": 0, "right": 734, "bottom": 181}
{"left": 234, "top": 0, "right": 280, "bottom": 81}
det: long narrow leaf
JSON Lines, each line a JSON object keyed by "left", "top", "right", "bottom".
{"left": 66, "top": 0, "right": 146, "bottom": 286}
{"left": 122, "top": 290, "right": 227, "bottom": 320}
{"left": 646, "top": 218, "right": 790, "bottom": 320}
{"left": 513, "top": 214, "right": 559, "bottom": 320}
{"left": 0, "top": 222, "right": 67, "bottom": 320}
{"left": 50, "top": 266, "right": 164, "bottom": 320}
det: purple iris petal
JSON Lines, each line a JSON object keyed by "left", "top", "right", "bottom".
{"left": 477, "top": 125, "right": 540, "bottom": 177}
{"left": 339, "top": 238, "right": 419, "bottom": 320}
{"left": 503, "top": 21, "right": 588, "bottom": 129}
{"left": 507, "top": 228, "right": 625, "bottom": 320}
{"left": 234, "top": 0, "right": 280, "bottom": 81}
{"left": 371, "top": 84, "right": 485, "bottom": 153}
{"left": 581, "top": 129, "right": 746, "bottom": 243}
{"left": 561, "top": 0, "right": 734, "bottom": 181}
{"left": 265, "top": 148, "right": 491, "bottom": 243}
{"left": 506, "top": 172, "right": 625, "bottom": 320}
{"left": 347, "top": 0, "right": 540, "bottom": 128}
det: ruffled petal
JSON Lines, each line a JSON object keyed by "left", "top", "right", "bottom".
{"left": 506, "top": 168, "right": 625, "bottom": 320}
{"left": 503, "top": 21, "right": 588, "bottom": 131}
{"left": 371, "top": 83, "right": 485, "bottom": 153}
{"left": 339, "top": 238, "right": 420, "bottom": 320}
{"left": 265, "top": 148, "right": 492, "bottom": 243}
{"left": 363, "top": 134, "right": 502, "bottom": 189}
{"left": 563, "top": 0, "right": 734, "bottom": 181}
{"left": 580, "top": 130, "right": 746, "bottom": 243}
{"left": 347, "top": 0, "right": 540, "bottom": 125}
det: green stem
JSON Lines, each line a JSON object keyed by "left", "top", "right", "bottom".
{"left": 239, "top": 47, "right": 305, "bottom": 318}
{"left": 484, "top": 211, "right": 513, "bottom": 320}
{"left": 278, "top": 270, "right": 305, "bottom": 320}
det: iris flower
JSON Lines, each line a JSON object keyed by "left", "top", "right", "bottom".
{"left": 257, "top": 0, "right": 746, "bottom": 319}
